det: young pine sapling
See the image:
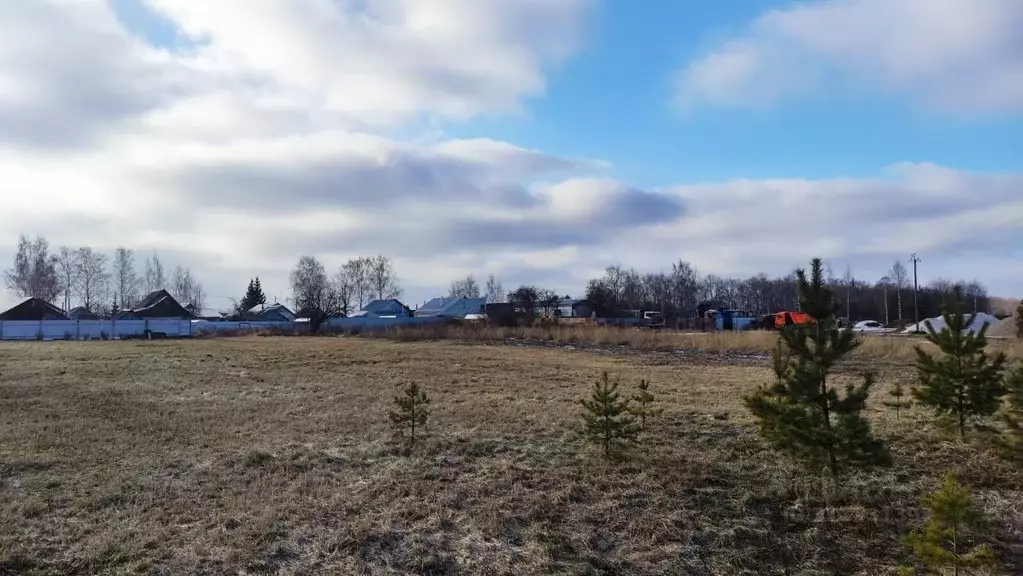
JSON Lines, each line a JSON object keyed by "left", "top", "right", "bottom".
{"left": 883, "top": 381, "right": 913, "bottom": 421}
{"left": 913, "top": 289, "right": 1007, "bottom": 437}
{"left": 581, "top": 372, "right": 639, "bottom": 458}
{"left": 389, "top": 382, "right": 430, "bottom": 447}
{"left": 630, "top": 379, "right": 663, "bottom": 431}
{"left": 744, "top": 257, "right": 890, "bottom": 477}
{"left": 902, "top": 471, "right": 996, "bottom": 576}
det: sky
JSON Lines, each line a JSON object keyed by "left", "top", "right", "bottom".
{"left": 0, "top": 0, "right": 1021, "bottom": 313}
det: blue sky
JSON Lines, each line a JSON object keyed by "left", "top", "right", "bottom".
{"left": 0, "top": 0, "right": 1021, "bottom": 312}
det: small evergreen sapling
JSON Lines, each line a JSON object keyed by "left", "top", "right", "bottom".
{"left": 389, "top": 382, "right": 430, "bottom": 447}
{"left": 991, "top": 365, "right": 1023, "bottom": 463}
{"left": 581, "top": 372, "right": 639, "bottom": 457}
{"left": 883, "top": 381, "right": 913, "bottom": 421}
{"left": 913, "top": 290, "right": 1007, "bottom": 437}
{"left": 630, "top": 379, "right": 663, "bottom": 431}
{"left": 744, "top": 258, "right": 890, "bottom": 477}
{"left": 902, "top": 471, "right": 996, "bottom": 576}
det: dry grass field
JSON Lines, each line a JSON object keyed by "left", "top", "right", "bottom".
{"left": 1, "top": 336, "right": 1021, "bottom": 575}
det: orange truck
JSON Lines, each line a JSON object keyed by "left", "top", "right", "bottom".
{"left": 774, "top": 311, "right": 814, "bottom": 329}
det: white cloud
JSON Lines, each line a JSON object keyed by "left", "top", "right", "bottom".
{"left": 0, "top": 0, "right": 1021, "bottom": 314}
{"left": 675, "top": 0, "right": 1023, "bottom": 113}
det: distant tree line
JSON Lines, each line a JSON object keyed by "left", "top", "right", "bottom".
{"left": 2, "top": 234, "right": 206, "bottom": 315}
{"left": 579, "top": 259, "right": 991, "bottom": 325}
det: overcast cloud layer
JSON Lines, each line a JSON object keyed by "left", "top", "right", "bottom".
{"left": 1, "top": 0, "right": 1021, "bottom": 312}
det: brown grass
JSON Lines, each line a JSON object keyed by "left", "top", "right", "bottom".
{"left": 352, "top": 323, "right": 1023, "bottom": 362}
{"left": 1, "top": 338, "right": 1021, "bottom": 575}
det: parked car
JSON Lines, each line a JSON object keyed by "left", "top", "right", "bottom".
{"left": 852, "top": 320, "right": 893, "bottom": 334}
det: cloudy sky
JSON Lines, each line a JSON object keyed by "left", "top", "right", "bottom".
{"left": 1, "top": 0, "right": 1021, "bottom": 312}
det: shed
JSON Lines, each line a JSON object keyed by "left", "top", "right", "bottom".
{"left": 0, "top": 298, "right": 69, "bottom": 321}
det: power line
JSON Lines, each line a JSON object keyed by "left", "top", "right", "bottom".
{"left": 910, "top": 253, "right": 921, "bottom": 329}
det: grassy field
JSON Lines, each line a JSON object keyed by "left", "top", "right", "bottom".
{"left": 1, "top": 336, "right": 1020, "bottom": 575}
{"left": 353, "top": 323, "right": 1023, "bottom": 362}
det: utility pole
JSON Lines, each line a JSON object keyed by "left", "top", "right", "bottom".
{"left": 910, "top": 253, "right": 921, "bottom": 331}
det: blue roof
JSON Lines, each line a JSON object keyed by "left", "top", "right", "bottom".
{"left": 417, "top": 297, "right": 485, "bottom": 317}
{"left": 362, "top": 299, "right": 410, "bottom": 315}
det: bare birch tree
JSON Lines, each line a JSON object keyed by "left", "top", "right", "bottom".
{"left": 113, "top": 247, "right": 141, "bottom": 308}
{"left": 74, "top": 247, "right": 109, "bottom": 312}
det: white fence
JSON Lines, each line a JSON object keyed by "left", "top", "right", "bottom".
{"left": 0, "top": 316, "right": 448, "bottom": 340}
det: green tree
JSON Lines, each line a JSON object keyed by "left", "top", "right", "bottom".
{"left": 239, "top": 277, "right": 267, "bottom": 313}
{"left": 744, "top": 257, "right": 890, "bottom": 477}
{"left": 630, "top": 379, "right": 663, "bottom": 431}
{"left": 581, "top": 372, "right": 639, "bottom": 457}
{"left": 389, "top": 382, "right": 430, "bottom": 447}
{"left": 913, "top": 290, "right": 1007, "bottom": 437}
{"left": 991, "top": 365, "right": 1023, "bottom": 463}
{"left": 883, "top": 381, "right": 913, "bottom": 421}
{"left": 902, "top": 471, "right": 996, "bottom": 576}
{"left": 1015, "top": 299, "right": 1023, "bottom": 337}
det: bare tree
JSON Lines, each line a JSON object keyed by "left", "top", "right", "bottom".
{"left": 890, "top": 260, "right": 909, "bottom": 320}
{"left": 74, "top": 247, "right": 109, "bottom": 312}
{"left": 368, "top": 255, "right": 401, "bottom": 301}
{"left": 56, "top": 246, "right": 80, "bottom": 312}
{"left": 449, "top": 274, "right": 480, "bottom": 299}
{"left": 334, "top": 262, "right": 357, "bottom": 317}
{"left": 878, "top": 275, "right": 891, "bottom": 325}
{"left": 290, "top": 255, "right": 342, "bottom": 333}
{"left": 340, "top": 257, "right": 372, "bottom": 310}
{"left": 112, "top": 247, "right": 141, "bottom": 308}
{"left": 484, "top": 274, "right": 504, "bottom": 304}
{"left": 3, "top": 235, "right": 61, "bottom": 304}
{"left": 143, "top": 251, "right": 166, "bottom": 294}
{"left": 538, "top": 288, "right": 562, "bottom": 317}
{"left": 169, "top": 265, "right": 205, "bottom": 312}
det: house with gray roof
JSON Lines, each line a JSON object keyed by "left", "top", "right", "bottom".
{"left": 414, "top": 297, "right": 485, "bottom": 319}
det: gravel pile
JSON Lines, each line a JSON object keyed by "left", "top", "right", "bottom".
{"left": 988, "top": 313, "right": 1019, "bottom": 338}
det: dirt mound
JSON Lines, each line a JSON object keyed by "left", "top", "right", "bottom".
{"left": 989, "top": 313, "right": 1020, "bottom": 338}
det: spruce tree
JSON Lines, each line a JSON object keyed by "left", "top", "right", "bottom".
{"left": 630, "top": 379, "right": 663, "bottom": 431}
{"left": 902, "top": 471, "right": 996, "bottom": 575}
{"left": 1015, "top": 299, "right": 1023, "bottom": 338}
{"left": 991, "top": 365, "right": 1023, "bottom": 463}
{"left": 883, "top": 381, "right": 913, "bottom": 421}
{"left": 240, "top": 277, "right": 267, "bottom": 312}
{"left": 913, "top": 290, "right": 1007, "bottom": 437}
{"left": 389, "top": 382, "right": 430, "bottom": 447}
{"left": 581, "top": 372, "right": 639, "bottom": 457}
{"left": 744, "top": 257, "right": 890, "bottom": 477}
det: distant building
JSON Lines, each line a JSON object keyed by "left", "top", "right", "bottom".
{"left": 414, "top": 297, "right": 486, "bottom": 319}
{"left": 352, "top": 299, "right": 413, "bottom": 318}
{"left": 68, "top": 306, "right": 101, "bottom": 320}
{"left": 115, "top": 290, "right": 194, "bottom": 320}
{"left": 0, "top": 298, "right": 69, "bottom": 321}
{"left": 555, "top": 298, "right": 594, "bottom": 318}
{"left": 240, "top": 303, "right": 296, "bottom": 322}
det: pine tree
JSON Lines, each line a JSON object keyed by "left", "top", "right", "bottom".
{"left": 991, "top": 365, "right": 1023, "bottom": 463}
{"left": 389, "top": 382, "right": 430, "bottom": 447}
{"left": 581, "top": 372, "right": 639, "bottom": 457}
{"left": 902, "top": 471, "right": 996, "bottom": 575}
{"left": 630, "top": 379, "right": 663, "bottom": 431}
{"left": 239, "top": 277, "right": 267, "bottom": 313}
{"left": 883, "top": 381, "right": 913, "bottom": 421}
{"left": 913, "top": 289, "right": 1007, "bottom": 437}
{"left": 110, "top": 292, "right": 119, "bottom": 316}
{"left": 744, "top": 257, "right": 890, "bottom": 477}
